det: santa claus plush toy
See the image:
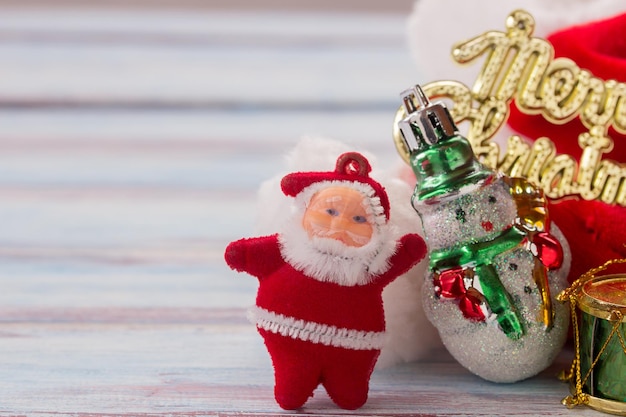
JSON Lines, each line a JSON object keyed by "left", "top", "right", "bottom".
{"left": 224, "top": 152, "right": 427, "bottom": 410}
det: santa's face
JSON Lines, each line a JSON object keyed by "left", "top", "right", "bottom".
{"left": 279, "top": 184, "right": 396, "bottom": 286}
{"left": 302, "top": 186, "right": 374, "bottom": 248}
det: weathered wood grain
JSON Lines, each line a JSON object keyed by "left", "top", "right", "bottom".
{"left": 0, "top": 9, "right": 419, "bottom": 104}
{"left": 0, "top": 5, "right": 593, "bottom": 417}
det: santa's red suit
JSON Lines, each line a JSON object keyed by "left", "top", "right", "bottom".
{"left": 225, "top": 232, "right": 424, "bottom": 409}
{"left": 224, "top": 152, "right": 427, "bottom": 410}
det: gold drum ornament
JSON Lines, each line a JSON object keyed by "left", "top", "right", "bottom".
{"left": 559, "top": 260, "right": 626, "bottom": 415}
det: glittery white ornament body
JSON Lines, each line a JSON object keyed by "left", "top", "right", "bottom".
{"left": 416, "top": 176, "right": 571, "bottom": 383}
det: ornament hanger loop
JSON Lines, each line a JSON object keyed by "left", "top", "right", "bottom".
{"left": 401, "top": 85, "right": 431, "bottom": 114}
{"left": 335, "top": 152, "right": 371, "bottom": 177}
{"left": 505, "top": 9, "right": 535, "bottom": 37}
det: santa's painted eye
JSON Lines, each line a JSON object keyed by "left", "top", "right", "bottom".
{"left": 326, "top": 208, "right": 339, "bottom": 216}
{"left": 488, "top": 196, "right": 497, "bottom": 204}
{"left": 352, "top": 215, "right": 367, "bottom": 224}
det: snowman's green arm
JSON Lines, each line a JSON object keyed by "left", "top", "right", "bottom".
{"left": 429, "top": 226, "right": 526, "bottom": 270}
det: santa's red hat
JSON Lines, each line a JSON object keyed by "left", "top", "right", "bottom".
{"left": 280, "top": 152, "right": 391, "bottom": 224}
{"left": 506, "top": 12, "right": 626, "bottom": 283}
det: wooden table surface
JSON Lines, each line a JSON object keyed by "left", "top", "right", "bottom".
{"left": 0, "top": 3, "right": 603, "bottom": 416}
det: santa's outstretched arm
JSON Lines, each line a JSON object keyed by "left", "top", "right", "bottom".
{"left": 224, "top": 234, "right": 284, "bottom": 280}
{"left": 374, "top": 233, "right": 427, "bottom": 286}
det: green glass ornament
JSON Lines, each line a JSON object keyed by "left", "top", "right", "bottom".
{"left": 398, "top": 85, "right": 491, "bottom": 201}
{"left": 400, "top": 84, "right": 524, "bottom": 339}
{"left": 398, "top": 84, "right": 569, "bottom": 382}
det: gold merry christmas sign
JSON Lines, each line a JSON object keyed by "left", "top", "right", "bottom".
{"left": 393, "top": 9, "right": 626, "bottom": 206}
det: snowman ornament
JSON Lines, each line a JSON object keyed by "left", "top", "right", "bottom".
{"left": 397, "top": 85, "right": 571, "bottom": 383}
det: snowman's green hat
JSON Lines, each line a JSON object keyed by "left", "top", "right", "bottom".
{"left": 397, "top": 85, "right": 493, "bottom": 201}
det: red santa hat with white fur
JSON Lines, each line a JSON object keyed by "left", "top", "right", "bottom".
{"left": 281, "top": 151, "right": 390, "bottom": 223}
{"left": 278, "top": 152, "right": 397, "bottom": 286}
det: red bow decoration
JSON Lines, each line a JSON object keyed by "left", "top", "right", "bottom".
{"left": 434, "top": 267, "right": 486, "bottom": 322}
{"left": 528, "top": 231, "right": 563, "bottom": 270}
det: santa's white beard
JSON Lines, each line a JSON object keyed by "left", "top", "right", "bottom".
{"left": 278, "top": 215, "right": 398, "bottom": 287}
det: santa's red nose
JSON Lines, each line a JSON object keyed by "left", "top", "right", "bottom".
{"left": 481, "top": 221, "right": 494, "bottom": 232}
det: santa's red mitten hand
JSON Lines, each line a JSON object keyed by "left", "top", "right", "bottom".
{"left": 397, "top": 233, "right": 428, "bottom": 265}
{"left": 376, "top": 233, "right": 427, "bottom": 286}
{"left": 507, "top": 12, "right": 626, "bottom": 282}
{"left": 224, "top": 239, "right": 247, "bottom": 272}
{"left": 224, "top": 235, "right": 284, "bottom": 280}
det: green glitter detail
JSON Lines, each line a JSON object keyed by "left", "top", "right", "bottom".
{"left": 429, "top": 226, "right": 525, "bottom": 270}
{"left": 409, "top": 134, "right": 492, "bottom": 201}
{"left": 455, "top": 208, "right": 467, "bottom": 223}
{"left": 430, "top": 226, "right": 527, "bottom": 339}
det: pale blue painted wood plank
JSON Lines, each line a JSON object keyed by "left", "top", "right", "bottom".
{"left": 0, "top": 192, "right": 254, "bottom": 245}
{"left": 0, "top": 149, "right": 283, "bottom": 189}
{"left": 0, "top": 108, "right": 408, "bottom": 150}
{"left": 0, "top": 10, "right": 423, "bottom": 104}
{"left": 0, "top": 323, "right": 271, "bottom": 414}
{"left": 0, "top": 260, "right": 256, "bottom": 309}
{"left": 0, "top": 324, "right": 592, "bottom": 417}
{"left": 0, "top": 109, "right": 409, "bottom": 193}
{"left": 0, "top": 9, "right": 408, "bottom": 41}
